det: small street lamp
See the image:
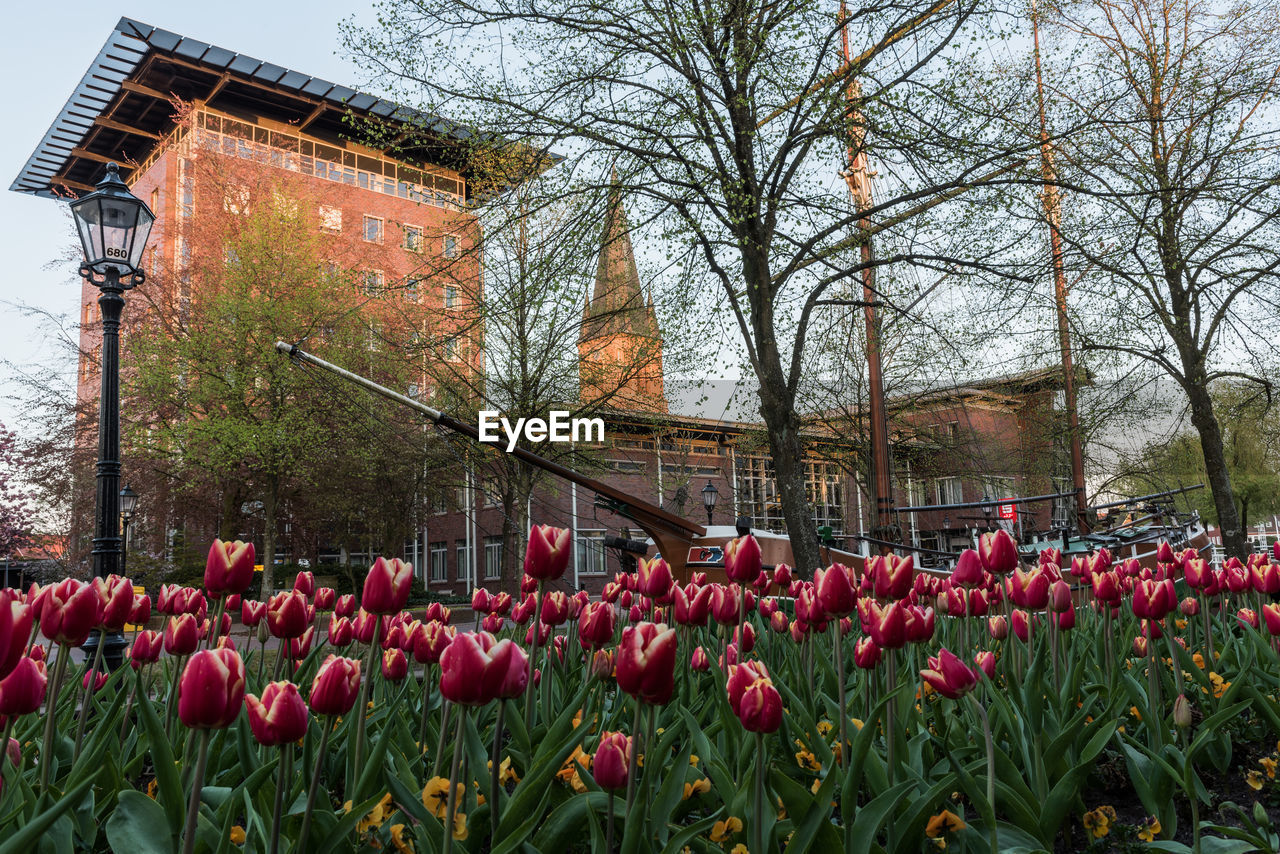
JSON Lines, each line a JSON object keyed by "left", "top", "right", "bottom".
{"left": 70, "top": 163, "right": 154, "bottom": 670}
{"left": 119, "top": 484, "right": 138, "bottom": 576}
{"left": 981, "top": 494, "right": 995, "bottom": 531}
{"left": 701, "top": 480, "right": 719, "bottom": 527}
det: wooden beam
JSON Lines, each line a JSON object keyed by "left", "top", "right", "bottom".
{"left": 120, "top": 79, "right": 174, "bottom": 102}
{"left": 70, "top": 147, "right": 136, "bottom": 169}
{"left": 92, "top": 116, "right": 161, "bottom": 140}
{"left": 50, "top": 176, "right": 95, "bottom": 192}
{"left": 206, "top": 72, "right": 232, "bottom": 102}
{"left": 297, "top": 101, "right": 328, "bottom": 133}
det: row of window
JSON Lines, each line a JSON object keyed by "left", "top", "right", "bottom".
{"left": 423, "top": 532, "right": 609, "bottom": 582}
{"left": 319, "top": 206, "right": 459, "bottom": 257}
{"left": 358, "top": 271, "right": 458, "bottom": 309}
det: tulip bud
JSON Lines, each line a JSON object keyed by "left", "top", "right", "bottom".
{"left": 1011, "top": 610, "right": 1031, "bottom": 643}
{"left": 245, "top": 681, "right": 309, "bottom": 746}
{"left": 129, "top": 629, "right": 162, "bottom": 669}
{"left": 1237, "top": 608, "right": 1259, "bottom": 630}
{"left": 636, "top": 557, "right": 675, "bottom": 599}
{"left": 978, "top": 529, "right": 1018, "bottom": 574}
{"left": 736, "top": 673, "right": 783, "bottom": 733}
{"left": 1263, "top": 603, "right": 1280, "bottom": 636}
{"left": 523, "top": 525, "right": 572, "bottom": 581}
{"left": 690, "top": 646, "right": 711, "bottom": 671}
{"left": 413, "top": 621, "right": 456, "bottom": 665}
{"left": 267, "top": 591, "right": 310, "bottom": 640}
{"left": 814, "top": 564, "right": 857, "bottom": 617}
{"left": 1132, "top": 635, "right": 1148, "bottom": 657}
{"left": 288, "top": 626, "right": 314, "bottom": 660}
{"left": 951, "top": 549, "right": 985, "bottom": 587}
{"left": 974, "top": 650, "right": 996, "bottom": 680}
{"left": 988, "top": 615, "right": 1009, "bottom": 640}
{"left": 311, "top": 587, "right": 335, "bottom": 612}
{"left": 540, "top": 591, "right": 571, "bottom": 627}
{"left": 482, "top": 612, "right": 505, "bottom": 633}
{"left": 734, "top": 622, "right": 756, "bottom": 653}
{"left": 1173, "top": 693, "right": 1192, "bottom": 728}
{"left": 769, "top": 610, "right": 789, "bottom": 634}
{"left": 292, "top": 571, "right": 315, "bottom": 597}
{"left": 0, "top": 656, "right": 47, "bottom": 717}
{"left": 128, "top": 593, "right": 151, "bottom": 627}
{"left": 309, "top": 655, "right": 361, "bottom": 716}
{"left": 591, "top": 648, "right": 615, "bottom": 680}
{"left": 870, "top": 554, "right": 915, "bottom": 600}
{"left": 578, "top": 601, "right": 616, "bottom": 649}
{"left": 709, "top": 584, "right": 740, "bottom": 626}
{"left": 854, "top": 636, "right": 881, "bottom": 669}
{"left": 1047, "top": 579, "right": 1072, "bottom": 612}
{"left": 593, "top": 731, "right": 631, "bottom": 789}
{"left": 439, "top": 632, "right": 528, "bottom": 705}
{"left": 178, "top": 648, "right": 246, "bottom": 729}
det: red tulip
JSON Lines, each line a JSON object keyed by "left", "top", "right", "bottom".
{"left": 920, "top": 648, "right": 978, "bottom": 699}
{"left": 690, "top": 646, "right": 711, "bottom": 671}
{"left": 523, "top": 525, "right": 571, "bottom": 581}
{"left": 974, "top": 650, "right": 996, "bottom": 679}
{"left": 709, "top": 584, "right": 740, "bottom": 626}
{"left": 637, "top": 557, "right": 674, "bottom": 598}
{"left": 1132, "top": 578, "right": 1176, "bottom": 621}
{"left": 489, "top": 592, "right": 512, "bottom": 616}
{"left": 129, "top": 593, "right": 151, "bottom": 627}
{"left": 978, "top": 530, "right": 1019, "bottom": 574}
{"left": 524, "top": 621, "right": 552, "bottom": 647}
{"left": 814, "top": 564, "right": 857, "bottom": 617}
{"left": 129, "top": 629, "right": 162, "bottom": 669}
{"left": 724, "top": 535, "right": 762, "bottom": 584}
{"left": 41, "top": 578, "right": 102, "bottom": 647}
{"left": 1047, "top": 579, "right": 1072, "bottom": 612}
{"left": 593, "top": 731, "right": 631, "bottom": 789}
{"left": 1156, "top": 541, "right": 1175, "bottom": 564}
{"left": 90, "top": 574, "right": 133, "bottom": 632}
{"left": 734, "top": 622, "right": 757, "bottom": 653}
{"left": 288, "top": 627, "right": 315, "bottom": 660}
{"left": 770, "top": 610, "right": 789, "bottom": 633}
{"left": 1054, "top": 605, "right": 1076, "bottom": 630}
{"left": 362, "top": 557, "right": 413, "bottom": 615}
{"left": 1091, "top": 571, "right": 1122, "bottom": 604}
{"left": 1039, "top": 547, "right": 1061, "bottom": 567}
{"left": 1132, "top": 636, "right": 1148, "bottom": 657}
{"left": 413, "top": 621, "right": 455, "bottom": 664}
{"left": 540, "top": 591, "right": 570, "bottom": 627}
{"left": 870, "top": 554, "right": 914, "bottom": 600}
{"left": 945, "top": 587, "right": 968, "bottom": 618}
{"left": 511, "top": 595, "right": 536, "bottom": 625}
{"left": 904, "top": 605, "right": 935, "bottom": 644}
{"left": 1184, "top": 558, "right": 1211, "bottom": 589}
{"left": 616, "top": 622, "right": 677, "bottom": 705}
{"left": 591, "top": 648, "right": 615, "bottom": 680}
{"left": 241, "top": 600, "right": 266, "bottom": 627}
{"left": 164, "top": 614, "right": 201, "bottom": 656}
{"left": 854, "top": 636, "right": 881, "bottom": 669}
{"left": 578, "top": 601, "right": 616, "bottom": 649}
{"left": 1010, "top": 567, "right": 1049, "bottom": 610}
{"left": 1011, "top": 609, "right": 1031, "bottom": 643}
{"left": 988, "top": 615, "right": 1009, "bottom": 640}
{"left": 521, "top": 574, "right": 539, "bottom": 595}
{"left": 1262, "top": 603, "right": 1280, "bottom": 635}
{"left": 773, "top": 564, "right": 793, "bottom": 590}
{"left": 0, "top": 656, "right": 46, "bottom": 717}
{"left": 471, "top": 588, "right": 492, "bottom": 614}
{"left": 204, "top": 539, "right": 256, "bottom": 597}
{"left": 82, "top": 669, "right": 108, "bottom": 693}
{"left": 439, "top": 632, "right": 528, "bottom": 704}
{"left": 482, "top": 613, "right": 505, "bottom": 633}
{"left": 381, "top": 648, "right": 409, "bottom": 681}
{"left": 1251, "top": 562, "right": 1280, "bottom": 595}
{"left": 178, "top": 648, "right": 246, "bottom": 729}
{"left": 245, "top": 681, "right": 308, "bottom": 746}
{"left": 602, "top": 582, "right": 622, "bottom": 604}
{"left": 867, "top": 601, "right": 907, "bottom": 649}
{"left": 327, "top": 615, "right": 354, "bottom": 647}
{"left": 952, "top": 549, "right": 985, "bottom": 587}
{"left": 0, "top": 591, "right": 33, "bottom": 682}
{"left": 334, "top": 594, "right": 356, "bottom": 619}
{"left": 267, "top": 591, "right": 310, "bottom": 640}
{"left": 293, "top": 571, "right": 315, "bottom": 597}
{"left": 424, "top": 602, "right": 451, "bottom": 624}
{"left": 308, "top": 655, "right": 361, "bottom": 716}
{"left": 1237, "top": 608, "right": 1259, "bottom": 630}
{"left": 674, "top": 585, "right": 711, "bottom": 626}
{"left": 735, "top": 673, "right": 782, "bottom": 733}
{"left": 967, "top": 588, "right": 991, "bottom": 617}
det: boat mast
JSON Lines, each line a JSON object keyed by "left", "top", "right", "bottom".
{"left": 1032, "top": 0, "right": 1090, "bottom": 535}
{"left": 839, "top": 0, "right": 896, "bottom": 548}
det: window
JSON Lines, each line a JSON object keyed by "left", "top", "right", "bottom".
{"left": 405, "top": 277, "right": 420, "bottom": 302}
{"left": 936, "top": 477, "right": 964, "bottom": 505}
{"left": 576, "top": 530, "right": 608, "bottom": 576}
{"left": 444, "top": 235, "right": 458, "bottom": 258}
{"left": 319, "top": 205, "right": 342, "bottom": 233}
{"left": 429, "top": 542, "right": 447, "bottom": 582}
{"left": 149, "top": 188, "right": 160, "bottom": 216}
{"left": 484, "top": 536, "right": 503, "bottom": 580}
{"left": 363, "top": 215, "right": 384, "bottom": 244}
{"left": 403, "top": 225, "right": 423, "bottom": 252}
{"left": 361, "top": 270, "right": 384, "bottom": 296}
{"left": 407, "top": 383, "right": 420, "bottom": 400}
{"left": 443, "top": 286, "right": 458, "bottom": 309}
{"left": 429, "top": 492, "right": 450, "bottom": 515}
{"left": 223, "top": 184, "right": 250, "bottom": 215}
{"left": 481, "top": 479, "right": 500, "bottom": 507}
{"left": 456, "top": 540, "right": 471, "bottom": 580}
{"left": 444, "top": 336, "right": 459, "bottom": 362}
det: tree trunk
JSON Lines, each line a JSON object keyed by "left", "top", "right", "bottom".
{"left": 261, "top": 484, "right": 278, "bottom": 595}
{"left": 756, "top": 367, "right": 822, "bottom": 578}
{"left": 1184, "top": 381, "right": 1247, "bottom": 560}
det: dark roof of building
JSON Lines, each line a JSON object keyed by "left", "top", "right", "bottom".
{"left": 11, "top": 17, "right": 476, "bottom": 200}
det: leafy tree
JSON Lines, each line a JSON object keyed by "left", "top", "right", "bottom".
{"left": 0, "top": 420, "right": 35, "bottom": 557}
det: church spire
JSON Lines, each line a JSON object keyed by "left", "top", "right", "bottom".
{"left": 578, "top": 175, "right": 667, "bottom": 413}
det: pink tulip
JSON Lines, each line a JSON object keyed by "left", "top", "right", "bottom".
{"left": 204, "top": 539, "right": 256, "bottom": 596}
{"left": 724, "top": 535, "right": 762, "bottom": 584}
{"left": 921, "top": 648, "right": 978, "bottom": 699}
{"left": 178, "top": 648, "right": 246, "bottom": 729}
{"left": 245, "top": 681, "right": 308, "bottom": 746}
{"left": 523, "top": 525, "right": 571, "bottom": 581}
{"left": 362, "top": 557, "right": 413, "bottom": 615}
{"left": 616, "top": 622, "right": 677, "bottom": 705}
{"left": 308, "top": 655, "right": 361, "bottom": 716}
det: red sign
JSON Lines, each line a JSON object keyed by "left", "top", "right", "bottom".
{"left": 997, "top": 499, "right": 1017, "bottom": 520}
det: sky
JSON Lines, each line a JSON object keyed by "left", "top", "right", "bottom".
{"left": 0, "top": 2, "right": 378, "bottom": 434}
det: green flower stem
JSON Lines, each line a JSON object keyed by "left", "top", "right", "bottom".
{"left": 207, "top": 595, "right": 227, "bottom": 651}
{"left": 73, "top": 628, "right": 107, "bottom": 761}
{"left": 624, "top": 699, "right": 643, "bottom": 810}
{"left": 524, "top": 581, "right": 545, "bottom": 732}
{"left": 753, "top": 731, "right": 766, "bottom": 854}
{"left": 351, "top": 618, "right": 382, "bottom": 796}
{"left": 180, "top": 729, "right": 212, "bottom": 854}
{"left": 605, "top": 789, "right": 616, "bottom": 853}
{"left": 489, "top": 700, "right": 505, "bottom": 842}
{"left": 968, "top": 693, "right": 997, "bottom": 853}
{"left": 433, "top": 700, "right": 452, "bottom": 778}
{"left": 298, "top": 716, "right": 334, "bottom": 850}
{"left": 418, "top": 664, "right": 433, "bottom": 754}
{"left": 269, "top": 741, "right": 291, "bottom": 854}
{"left": 38, "top": 643, "right": 72, "bottom": 794}
{"left": 443, "top": 707, "right": 467, "bottom": 854}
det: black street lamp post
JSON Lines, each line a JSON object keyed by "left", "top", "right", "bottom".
{"left": 701, "top": 480, "right": 719, "bottom": 527}
{"left": 119, "top": 484, "right": 138, "bottom": 577}
{"left": 70, "top": 163, "right": 154, "bottom": 671}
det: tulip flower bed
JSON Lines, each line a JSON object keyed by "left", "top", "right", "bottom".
{"left": 3, "top": 531, "right": 1280, "bottom": 853}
